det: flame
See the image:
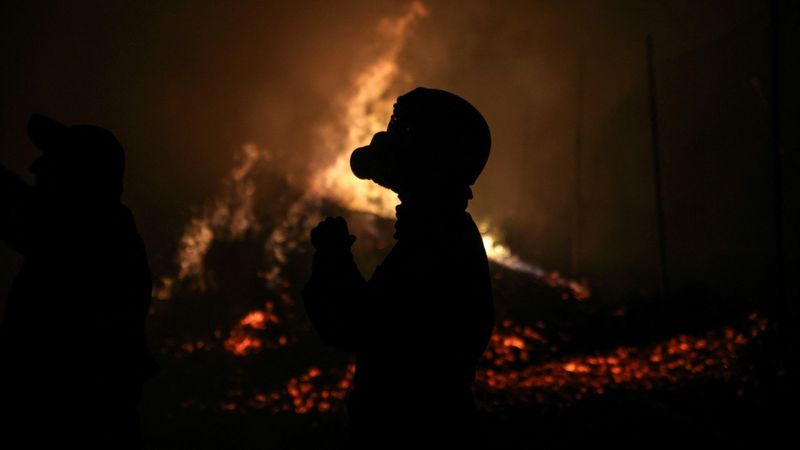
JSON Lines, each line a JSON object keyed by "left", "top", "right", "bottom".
{"left": 261, "top": 1, "right": 428, "bottom": 287}
{"left": 306, "top": 2, "right": 430, "bottom": 214}
{"left": 480, "top": 222, "right": 591, "bottom": 300}
{"left": 224, "top": 331, "right": 263, "bottom": 356}
{"left": 240, "top": 310, "right": 267, "bottom": 330}
{"left": 224, "top": 301, "right": 284, "bottom": 356}
{"left": 308, "top": 1, "right": 427, "bottom": 216}
{"left": 154, "top": 2, "right": 772, "bottom": 419}
{"left": 298, "top": 0, "right": 588, "bottom": 298}
{"left": 163, "top": 0, "right": 588, "bottom": 301}
{"left": 161, "top": 144, "right": 268, "bottom": 296}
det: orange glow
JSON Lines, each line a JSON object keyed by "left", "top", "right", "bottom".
{"left": 165, "top": 143, "right": 268, "bottom": 296}
{"left": 475, "top": 314, "right": 768, "bottom": 407}
{"left": 159, "top": 1, "right": 769, "bottom": 418}
{"left": 239, "top": 302, "right": 280, "bottom": 330}
{"left": 308, "top": 1, "right": 427, "bottom": 217}
{"left": 224, "top": 330, "right": 263, "bottom": 356}
{"left": 240, "top": 311, "right": 266, "bottom": 329}
{"left": 223, "top": 302, "right": 287, "bottom": 356}
{"left": 281, "top": 364, "right": 356, "bottom": 414}
{"left": 169, "top": 302, "right": 770, "bottom": 414}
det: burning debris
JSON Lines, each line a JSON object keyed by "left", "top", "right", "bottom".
{"left": 164, "top": 308, "right": 768, "bottom": 415}
{"left": 145, "top": 0, "right": 770, "bottom": 428}
{"left": 224, "top": 301, "right": 286, "bottom": 356}
{"left": 159, "top": 0, "right": 588, "bottom": 304}
{"left": 476, "top": 313, "right": 768, "bottom": 408}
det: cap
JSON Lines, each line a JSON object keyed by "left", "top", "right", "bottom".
{"left": 28, "top": 113, "right": 125, "bottom": 196}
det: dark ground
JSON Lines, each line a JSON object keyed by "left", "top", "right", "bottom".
{"left": 138, "top": 210, "right": 799, "bottom": 449}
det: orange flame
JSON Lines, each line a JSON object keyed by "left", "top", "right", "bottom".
{"left": 224, "top": 301, "right": 285, "bottom": 356}
{"left": 166, "top": 143, "right": 268, "bottom": 296}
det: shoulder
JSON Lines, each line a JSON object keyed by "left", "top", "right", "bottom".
{"left": 459, "top": 213, "right": 489, "bottom": 261}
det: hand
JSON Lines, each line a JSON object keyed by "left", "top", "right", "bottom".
{"left": 0, "top": 164, "right": 12, "bottom": 191}
{"left": 310, "top": 216, "right": 356, "bottom": 252}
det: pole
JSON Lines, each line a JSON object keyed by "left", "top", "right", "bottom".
{"left": 646, "top": 35, "right": 669, "bottom": 298}
{"left": 572, "top": 50, "right": 585, "bottom": 275}
{"left": 770, "top": 0, "right": 785, "bottom": 310}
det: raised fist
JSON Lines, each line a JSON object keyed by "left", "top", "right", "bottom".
{"left": 310, "top": 216, "right": 356, "bottom": 252}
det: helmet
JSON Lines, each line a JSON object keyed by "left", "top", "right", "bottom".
{"left": 351, "top": 87, "right": 490, "bottom": 193}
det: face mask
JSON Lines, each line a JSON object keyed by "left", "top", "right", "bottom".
{"left": 350, "top": 131, "right": 402, "bottom": 191}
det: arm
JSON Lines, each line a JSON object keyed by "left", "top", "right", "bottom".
{"left": 414, "top": 232, "right": 494, "bottom": 366}
{"left": 0, "top": 164, "right": 34, "bottom": 255}
{"left": 302, "top": 217, "right": 366, "bottom": 352}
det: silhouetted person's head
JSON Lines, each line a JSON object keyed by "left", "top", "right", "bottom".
{"left": 27, "top": 113, "right": 125, "bottom": 205}
{"left": 350, "top": 87, "right": 490, "bottom": 202}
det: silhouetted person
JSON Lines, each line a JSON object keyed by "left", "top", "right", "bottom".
{"left": 0, "top": 114, "right": 156, "bottom": 448}
{"left": 303, "top": 88, "right": 494, "bottom": 449}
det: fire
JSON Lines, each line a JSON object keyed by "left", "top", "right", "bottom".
{"left": 162, "top": 1, "right": 603, "bottom": 414}
{"left": 140, "top": 3, "right": 779, "bottom": 426}
{"left": 308, "top": 1, "right": 427, "bottom": 217}
{"left": 240, "top": 311, "right": 266, "bottom": 329}
{"left": 239, "top": 301, "right": 280, "bottom": 330}
{"left": 166, "top": 143, "right": 268, "bottom": 296}
{"left": 176, "top": 313, "right": 767, "bottom": 414}
{"left": 298, "top": 0, "right": 589, "bottom": 299}
{"left": 476, "top": 314, "right": 768, "bottom": 407}
{"left": 158, "top": 0, "right": 588, "bottom": 303}
{"left": 261, "top": 1, "right": 428, "bottom": 287}
{"left": 481, "top": 223, "right": 591, "bottom": 300}
{"left": 224, "top": 301, "right": 284, "bottom": 356}
{"left": 203, "top": 364, "right": 357, "bottom": 414}
{"left": 283, "top": 364, "right": 354, "bottom": 414}
{"left": 224, "top": 331, "right": 262, "bottom": 356}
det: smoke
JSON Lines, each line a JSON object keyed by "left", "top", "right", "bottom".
{"left": 154, "top": 1, "right": 591, "bottom": 302}
{"left": 0, "top": 0, "right": 774, "bottom": 305}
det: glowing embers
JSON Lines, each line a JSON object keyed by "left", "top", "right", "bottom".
{"left": 283, "top": 364, "right": 356, "bottom": 414}
{"left": 225, "top": 301, "right": 286, "bottom": 356}
{"left": 476, "top": 313, "right": 768, "bottom": 408}
{"left": 202, "top": 364, "right": 357, "bottom": 414}
{"left": 152, "top": 0, "right": 765, "bottom": 420}
{"left": 483, "top": 320, "right": 551, "bottom": 367}
{"left": 173, "top": 312, "right": 767, "bottom": 415}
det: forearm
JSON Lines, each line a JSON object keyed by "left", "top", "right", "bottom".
{"left": 0, "top": 167, "right": 34, "bottom": 254}
{"left": 302, "top": 248, "right": 366, "bottom": 351}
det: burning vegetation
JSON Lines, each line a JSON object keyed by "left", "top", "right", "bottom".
{"left": 141, "top": 2, "right": 778, "bottom": 447}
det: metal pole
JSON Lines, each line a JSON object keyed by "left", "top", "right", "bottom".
{"left": 572, "top": 50, "right": 585, "bottom": 275}
{"left": 770, "top": 0, "right": 785, "bottom": 310}
{"left": 646, "top": 35, "right": 669, "bottom": 297}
